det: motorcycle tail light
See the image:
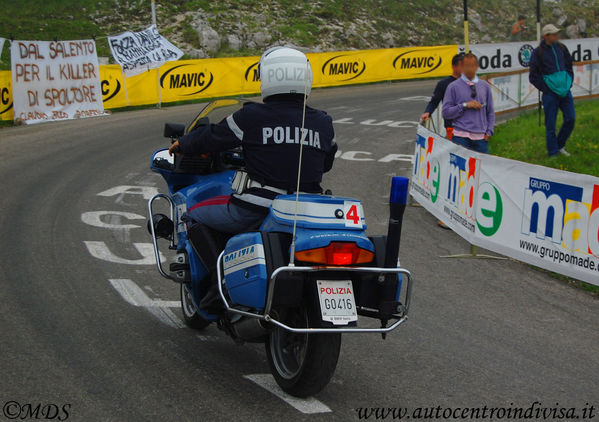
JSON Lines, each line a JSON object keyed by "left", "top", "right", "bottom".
{"left": 294, "top": 242, "right": 374, "bottom": 266}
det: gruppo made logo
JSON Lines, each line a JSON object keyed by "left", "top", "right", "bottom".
{"left": 321, "top": 54, "right": 366, "bottom": 81}
{"left": 413, "top": 134, "right": 441, "bottom": 203}
{"left": 447, "top": 153, "right": 480, "bottom": 221}
{"left": 522, "top": 178, "right": 599, "bottom": 256}
{"left": 446, "top": 151, "right": 503, "bottom": 236}
{"left": 160, "top": 64, "right": 214, "bottom": 96}
{"left": 393, "top": 50, "right": 443, "bottom": 75}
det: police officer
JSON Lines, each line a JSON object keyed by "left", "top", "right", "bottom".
{"left": 168, "top": 46, "right": 337, "bottom": 311}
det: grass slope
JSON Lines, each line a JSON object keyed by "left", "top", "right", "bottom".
{"left": 1, "top": 0, "right": 599, "bottom": 69}
{"left": 491, "top": 98, "right": 599, "bottom": 294}
{"left": 491, "top": 98, "right": 599, "bottom": 177}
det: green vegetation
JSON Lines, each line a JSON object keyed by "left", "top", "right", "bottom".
{"left": 491, "top": 98, "right": 599, "bottom": 295}
{"left": 491, "top": 99, "right": 599, "bottom": 177}
{"left": 2, "top": 0, "right": 599, "bottom": 70}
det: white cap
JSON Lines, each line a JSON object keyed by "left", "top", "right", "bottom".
{"left": 542, "top": 24, "right": 561, "bottom": 36}
{"left": 258, "top": 47, "right": 313, "bottom": 99}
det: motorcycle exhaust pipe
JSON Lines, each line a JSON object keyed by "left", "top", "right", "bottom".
{"left": 232, "top": 317, "right": 270, "bottom": 342}
{"left": 380, "top": 176, "right": 409, "bottom": 332}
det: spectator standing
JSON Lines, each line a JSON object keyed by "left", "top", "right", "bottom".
{"left": 442, "top": 53, "right": 495, "bottom": 154}
{"left": 420, "top": 53, "right": 464, "bottom": 140}
{"left": 528, "top": 24, "right": 575, "bottom": 157}
{"left": 510, "top": 15, "right": 527, "bottom": 41}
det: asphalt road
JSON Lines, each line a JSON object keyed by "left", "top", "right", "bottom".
{"left": 1, "top": 80, "right": 598, "bottom": 421}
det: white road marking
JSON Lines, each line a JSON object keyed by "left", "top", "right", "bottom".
{"left": 196, "top": 334, "right": 220, "bottom": 342}
{"left": 243, "top": 374, "right": 332, "bottom": 414}
{"left": 387, "top": 120, "right": 418, "bottom": 128}
{"left": 340, "top": 151, "right": 374, "bottom": 161}
{"left": 332, "top": 117, "right": 419, "bottom": 128}
{"left": 378, "top": 153, "right": 415, "bottom": 163}
{"left": 332, "top": 117, "right": 355, "bottom": 124}
{"left": 81, "top": 211, "right": 145, "bottom": 229}
{"left": 398, "top": 95, "right": 431, "bottom": 102}
{"left": 84, "top": 241, "right": 165, "bottom": 265}
{"left": 152, "top": 299, "right": 180, "bottom": 308}
{"left": 334, "top": 150, "right": 415, "bottom": 163}
{"left": 108, "top": 279, "right": 184, "bottom": 328}
{"left": 147, "top": 306, "right": 185, "bottom": 329}
{"left": 108, "top": 279, "right": 176, "bottom": 307}
{"left": 360, "top": 119, "right": 395, "bottom": 126}
{"left": 97, "top": 185, "right": 160, "bottom": 201}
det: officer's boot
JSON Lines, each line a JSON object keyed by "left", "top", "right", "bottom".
{"left": 187, "top": 223, "right": 226, "bottom": 313}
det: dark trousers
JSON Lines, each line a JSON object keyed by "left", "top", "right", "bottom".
{"left": 542, "top": 90, "right": 575, "bottom": 156}
{"left": 451, "top": 136, "right": 489, "bottom": 154}
{"left": 181, "top": 195, "right": 267, "bottom": 234}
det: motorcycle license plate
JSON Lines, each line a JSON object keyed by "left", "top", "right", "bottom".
{"left": 317, "top": 280, "right": 357, "bottom": 325}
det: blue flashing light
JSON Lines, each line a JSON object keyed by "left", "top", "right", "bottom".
{"left": 389, "top": 176, "right": 409, "bottom": 205}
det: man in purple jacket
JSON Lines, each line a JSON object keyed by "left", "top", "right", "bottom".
{"left": 442, "top": 53, "right": 495, "bottom": 154}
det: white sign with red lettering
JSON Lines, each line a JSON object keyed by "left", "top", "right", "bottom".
{"left": 10, "top": 39, "right": 104, "bottom": 124}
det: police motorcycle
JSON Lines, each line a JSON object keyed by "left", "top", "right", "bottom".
{"left": 147, "top": 50, "right": 413, "bottom": 398}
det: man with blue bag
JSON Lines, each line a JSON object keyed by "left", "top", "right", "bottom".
{"left": 529, "top": 24, "right": 576, "bottom": 157}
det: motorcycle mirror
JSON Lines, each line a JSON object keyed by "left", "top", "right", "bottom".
{"left": 164, "top": 123, "right": 185, "bottom": 138}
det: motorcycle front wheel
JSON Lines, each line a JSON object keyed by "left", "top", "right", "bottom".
{"left": 181, "top": 283, "right": 211, "bottom": 330}
{"left": 265, "top": 296, "right": 341, "bottom": 398}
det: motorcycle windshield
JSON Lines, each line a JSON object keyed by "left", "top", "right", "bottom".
{"left": 186, "top": 99, "right": 246, "bottom": 134}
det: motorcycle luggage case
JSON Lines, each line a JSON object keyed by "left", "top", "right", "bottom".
{"left": 223, "top": 232, "right": 268, "bottom": 310}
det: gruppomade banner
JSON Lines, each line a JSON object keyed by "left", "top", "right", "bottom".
{"left": 10, "top": 40, "right": 104, "bottom": 124}
{"left": 459, "top": 37, "right": 599, "bottom": 73}
{"left": 411, "top": 125, "right": 599, "bottom": 285}
{"left": 108, "top": 25, "right": 183, "bottom": 77}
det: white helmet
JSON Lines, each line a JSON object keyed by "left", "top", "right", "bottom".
{"left": 258, "top": 47, "right": 313, "bottom": 99}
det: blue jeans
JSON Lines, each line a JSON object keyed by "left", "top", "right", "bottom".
{"left": 451, "top": 136, "right": 489, "bottom": 154}
{"left": 542, "top": 90, "right": 575, "bottom": 156}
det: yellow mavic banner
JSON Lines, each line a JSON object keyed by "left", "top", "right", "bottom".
{"left": 3, "top": 45, "right": 458, "bottom": 118}
{"left": 0, "top": 70, "right": 13, "bottom": 121}
{"left": 129, "top": 45, "right": 457, "bottom": 106}
{"left": 99, "top": 65, "right": 128, "bottom": 109}
{"left": 310, "top": 45, "right": 457, "bottom": 87}
{"left": 157, "top": 56, "right": 261, "bottom": 103}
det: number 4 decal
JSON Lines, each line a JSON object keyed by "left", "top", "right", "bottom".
{"left": 344, "top": 202, "right": 363, "bottom": 228}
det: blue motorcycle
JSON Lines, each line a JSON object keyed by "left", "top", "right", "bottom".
{"left": 147, "top": 99, "right": 413, "bottom": 397}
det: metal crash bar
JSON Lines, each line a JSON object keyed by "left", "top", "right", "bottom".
{"left": 147, "top": 193, "right": 177, "bottom": 281}
{"left": 216, "top": 250, "right": 413, "bottom": 334}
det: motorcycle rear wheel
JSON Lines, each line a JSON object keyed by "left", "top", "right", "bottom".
{"left": 265, "top": 297, "right": 341, "bottom": 398}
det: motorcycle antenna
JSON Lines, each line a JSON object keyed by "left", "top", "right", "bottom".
{"left": 288, "top": 58, "right": 311, "bottom": 267}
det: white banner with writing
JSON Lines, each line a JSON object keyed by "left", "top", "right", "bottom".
{"left": 459, "top": 37, "right": 599, "bottom": 73}
{"left": 10, "top": 40, "right": 104, "bottom": 124}
{"left": 108, "top": 25, "right": 183, "bottom": 77}
{"left": 411, "top": 125, "right": 599, "bottom": 285}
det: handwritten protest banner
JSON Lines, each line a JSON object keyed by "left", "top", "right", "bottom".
{"left": 108, "top": 25, "right": 183, "bottom": 77}
{"left": 10, "top": 39, "right": 104, "bottom": 124}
